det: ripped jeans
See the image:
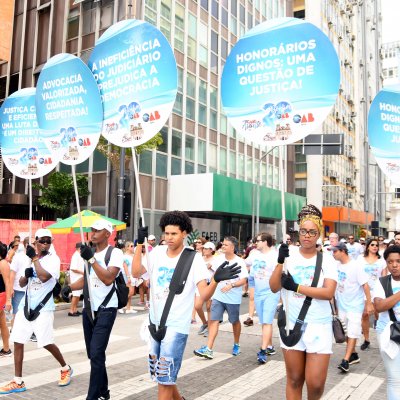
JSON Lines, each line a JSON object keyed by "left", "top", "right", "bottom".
{"left": 148, "top": 328, "right": 188, "bottom": 385}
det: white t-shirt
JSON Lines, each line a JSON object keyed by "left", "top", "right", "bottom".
{"left": 357, "top": 255, "right": 386, "bottom": 296}
{"left": 10, "top": 252, "right": 30, "bottom": 292}
{"left": 374, "top": 277, "right": 400, "bottom": 333}
{"left": 282, "top": 251, "right": 338, "bottom": 324}
{"left": 245, "top": 249, "right": 278, "bottom": 297}
{"left": 211, "top": 254, "right": 248, "bottom": 304}
{"left": 336, "top": 260, "right": 369, "bottom": 313}
{"left": 346, "top": 242, "right": 364, "bottom": 261}
{"left": 147, "top": 246, "right": 209, "bottom": 334}
{"left": 20, "top": 251, "right": 60, "bottom": 312}
{"left": 89, "top": 246, "right": 124, "bottom": 311}
{"left": 69, "top": 250, "right": 84, "bottom": 284}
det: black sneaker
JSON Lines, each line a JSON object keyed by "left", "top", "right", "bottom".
{"left": 360, "top": 340, "right": 370, "bottom": 351}
{"left": 98, "top": 390, "right": 110, "bottom": 400}
{"left": 0, "top": 349, "right": 12, "bottom": 357}
{"left": 338, "top": 359, "right": 349, "bottom": 373}
{"left": 30, "top": 333, "right": 37, "bottom": 342}
{"left": 348, "top": 352, "right": 360, "bottom": 365}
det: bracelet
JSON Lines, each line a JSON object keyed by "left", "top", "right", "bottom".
{"left": 296, "top": 285, "right": 301, "bottom": 293}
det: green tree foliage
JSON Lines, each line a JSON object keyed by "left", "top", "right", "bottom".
{"left": 32, "top": 172, "right": 90, "bottom": 218}
{"left": 96, "top": 133, "right": 163, "bottom": 170}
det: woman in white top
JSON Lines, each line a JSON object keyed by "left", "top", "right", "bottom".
{"left": 374, "top": 245, "right": 400, "bottom": 400}
{"left": 120, "top": 241, "right": 136, "bottom": 314}
{"left": 358, "top": 238, "right": 386, "bottom": 350}
{"left": 270, "top": 204, "right": 337, "bottom": 400}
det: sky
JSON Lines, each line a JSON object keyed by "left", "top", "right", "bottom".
{"left": 381, "top": 0, "right": 400, "bottom": 43}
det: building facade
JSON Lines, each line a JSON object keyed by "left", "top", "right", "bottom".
{"left": 0, "top": 0, "right": 306, "bottom": 246}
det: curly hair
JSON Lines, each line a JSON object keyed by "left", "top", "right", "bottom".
{"left": 159, "top": 211, "right": 193, "bottom": 234}
{"left": 383, "top": 245, "right": 400, "bottom": 260}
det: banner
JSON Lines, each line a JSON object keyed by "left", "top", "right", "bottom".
{"left": 0, "top": 88, "right": 59, "bottom": 179}
{"left": 221, "top": 18, "right": 340, "bottom": 146}
{"left": 368, "top": 84, "right": 400, "bottom": 185}
{"left": 35, "top": 53, "right": 103, "bottom": 165}
{"left": 88, "top": 19, "right": 178, "bottom": 148}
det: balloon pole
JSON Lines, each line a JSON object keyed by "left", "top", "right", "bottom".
{"left": 28, "top": 180, "right": 33, "bottom": 310}
{"left": 279, "top": 146, "right": 289, "bottom": 335}
{"left": 72, "top": 165, "right": 94, "bottom": 321}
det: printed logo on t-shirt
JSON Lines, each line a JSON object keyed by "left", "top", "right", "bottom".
{"left": 292, "top": 264, "right": 315, "bottom": 298}
{"left": 337, "top": 270, "right": 346, "bottom": 293}
{"left": 157, "top": 266, "right": 174, "bottom": 288}
{"left": 253, "top": 259, "right": 267, "bottom": 280}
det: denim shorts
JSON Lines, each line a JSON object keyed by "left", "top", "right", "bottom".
{"left": 12, "top": 290, "right": 25, "bottom": 315}
{"left": 255, "top": 291, "right": 280, "bottom": 324}
{"left": 149, "top": 328, "right": 188, "bottom": 385}
{"left": 210, "top": 298, "right": 240, "bottom": 324}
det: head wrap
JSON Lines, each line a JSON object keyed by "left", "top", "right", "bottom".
{"left": 297, "top": 204, "right": 323, "bottom": 237}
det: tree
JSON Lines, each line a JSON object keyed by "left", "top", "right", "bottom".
{"left": 32, "top": 172, "right": 90, "bottom": 218}
{"left": 96, "top": 133, "right": 163, "bottom": 170}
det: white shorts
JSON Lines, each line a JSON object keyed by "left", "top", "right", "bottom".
{"left": 338, "top": 309, "right": 362, "bottom": 339}
{"left": 280, "top": 322, "right": 333, "bottom": 354}
{"left": 72, "top": 289, "right": 83, "bottom": 297}
{"left": 11, "top": 310, "right": 55, "bottom": 348}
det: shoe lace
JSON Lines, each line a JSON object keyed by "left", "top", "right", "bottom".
{"left": 60, "top": 369, "right": 70, "bottom": 380}
{"left": 6, "top": 381, "right": 21, "bottom": 389}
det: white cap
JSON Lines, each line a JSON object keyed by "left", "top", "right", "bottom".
{"left": 35, "top": 228, "right": 53, "bottom": 239}
{"left": 148, "top": 234, "right": 156, "bottom": 241}
{"left": 340, "top": 238, "right": 347, "bottom": 243}
{"left": 383, "top": 239, "right": 390, "bottom": 244}
{"left": 91, "top": 220, "right": 113, "bottom": 234}
{"left": 204, "top": 242, "right": 216, "bottom": 250}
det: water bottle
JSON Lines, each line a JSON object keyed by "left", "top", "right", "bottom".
{"left": 3, "top": 307, "right": 13, "bottom": 322}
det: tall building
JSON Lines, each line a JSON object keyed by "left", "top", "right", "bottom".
{"left": 381, "top": 40, "right": 400, "bottom": 234}
{"left": 0, "top": 0, "right": 305, "bottom": 246}
{"left": 293, "top": 0, "right": 387, "bottom": 238}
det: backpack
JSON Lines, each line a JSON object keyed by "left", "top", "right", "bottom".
{"left": 101, "top": 246, "right": 129, "bottom": 310}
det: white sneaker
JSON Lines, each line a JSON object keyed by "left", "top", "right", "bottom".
{"left": 118, "top": 309, "right": 125, "bottom": 314}
{"left": 125, "top": 309, "right": 137, "bottom": 314}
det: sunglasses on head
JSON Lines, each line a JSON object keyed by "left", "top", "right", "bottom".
{"left": 37, "top": 238, "right": 52, "bottom": 245}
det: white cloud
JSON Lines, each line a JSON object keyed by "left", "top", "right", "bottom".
{"left": 381, "top": 0, "right": 400, "bottom": 43}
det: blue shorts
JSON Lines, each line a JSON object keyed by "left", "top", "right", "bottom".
{"left": 12, "top": 290, "right": 25, "bottom": 315}
{"left": 210, "top": 299, "right": 240, "bottom": 324}
{"left": 149, "top": 328, "right": 188, "bottom": 385}
{"left": 254, "top": 291, "right": 280, "bottom": 324}
{"left": 248, "top": 275, "right": 255, "bottom": 289}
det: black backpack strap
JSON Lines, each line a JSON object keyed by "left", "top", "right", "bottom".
{"left": 99, "top": 246, "right": 117, "bottom": 309}
{"left": 291, "top": 252, "right": 323, "bottom": 329}
{"left": 158, "top": 248, "right": 196, "bottom": 328}
{"left": 24, "top": 286, "right": 53, "bottom": 321}
{"left": 379, "top": 275, "right": 397, "bottom": 322}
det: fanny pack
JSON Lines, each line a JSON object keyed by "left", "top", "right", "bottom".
{"left": 149, "top": 248, "right": 196, "bottom": 342}
{"left": 278, "top": 252, "right": 322, "bottom": 347}
{"left": 24, "top": 281, "right": 61, "bottom": 322}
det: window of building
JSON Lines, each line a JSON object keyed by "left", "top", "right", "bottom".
{"left": 172, "top": 130, "right": 182, "bottom": 157}
{"left": 209, "top": 144, "right": 217, "bottom": 170}
{"left": 100, "top": 0, "right": 114, "bottom": 29}
{"left": 211, "top": 31, "right": 218, "bottom": 53}
{"left": 220, "top": 148, "right": 227, "bottom": 172}
{"left": 185, "top": 135, "right": 195, "bottom": 161}
{"left": 160, "top": 18, "right": 171, "bottom": 43}
{"left": 238, "top": 154, "right": 245, "bottom": 179}
{"left": 156, "top": 153, "right": 167, "bottom": 178}
{"left": 161, "top": 0, "right": 171, "bottom": 19}
{"left": 198, "top": 140, "right": 207, "bottom": 165}
{"left": 158, "top": 127, "right": 168, "bottom": 153}
{"left": 185, "top": 162, "right": 194, "bottom": 174}
{"left": 247, "top": 158, "right": 253, "bottom": 181}
{"left": 221, "top": 38, "right": 228, "bottom": 60}
{"left": 199, "top": 80, "right": 207, "bottom": 104}
{"left": 139, "top": 150, "right": 152, "bottom": 175}
{"left": 198, "top": 104, "right": 207, "bottom": 125}
{"left": 186, "top": 98, "right": 195, "bottom": 120}
{"left": 211, "top": 0, "right": 219, "bottom": 19}
{"left": 187, "top": 37, "right": 197, "bottom": 59}
{"left": 93, "top": 150, "right": 107, "bottom": 172}
{"left": 175, "top": 4, "right": 184, "bottom": 52}
{"left": 198, "top": 165, "right": 207, "bottom": 173}
{"left": 210, "top": 110, "right": 218, "bottom": 130}
{"left": 230, "top": 16, "right": 237, "bottom": 36}
{"left": 67, "top": 8, "right": 80, "bottom": 39}
{"left": 220, "top": 114, "right": 227, "bottom": 134}
{"left": 240, "top": 4, "right": 245, "bottom": 24}
{"left": 188, "top": 13, "right": 197, "bottom": 38}
{"left": 199, "top": 46, "right": 208, "bottom": 67}
{"left": 230, "top": 151, "right": 236, "bottom": 176}
{"left": 173, "top": 93, "right": 183, "bottom": 115}
{"left": 210, "top": 53, "right": 218, "bottom": 74}
{"left": 210, "top": 86, "right": 217, "bottom": 109}
{"left": 231, "top": 0, "right": 237, "bottom": 17}
{"left": 82, "top": 2, "right": 96, "bottom": 35}
{"left": 187, "top": 74, "right": 196, "bottom": 98}
{"left": 201, "top": 0, "right": 209, "bottom": 11}
{"left": 171, "top": 157, "right": 181, "bottom": 175}
{"left": 396, "top": 188, "right": 400, "bottom": 199}
{"left": 144, "top": 7, "right": 157, "bottom": 25}
{"left": 295, "top": 178, "right": 307, "bottom": 197}
{"left": 221, "top": 7, "right": 228, "bottom": 27}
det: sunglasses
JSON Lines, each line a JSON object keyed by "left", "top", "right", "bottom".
{"left": 369, "top": 243, "right": 378, "bottom": 247}
{"left": 38, "top": 238, "right": 52, "bottom": 245}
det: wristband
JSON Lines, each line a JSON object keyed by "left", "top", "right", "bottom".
{"left": 296, "top": 285, "right": 301, "bottom": 293}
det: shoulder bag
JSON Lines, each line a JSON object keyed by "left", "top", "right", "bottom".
{"left": 379, "top": 274, "right": 400, "bottom": 344}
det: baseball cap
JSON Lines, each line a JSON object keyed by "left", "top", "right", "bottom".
{"left": 91, "top": 220, "right": 113, "bottom": 234}
{"left": 383, "top": 239, "right": 390, "bottom": 244}
{"left": 359, "top": 237, "right": 366, "bottom": 242}
{"left": 331, "top": 242, "right": 348, "bottom": 252}
{"left": 204, "top": 242, "right": 216, "bottom": 251}
{"left": 148, "top": 234, "right": 156, "bottom": 241}
{"left": 35, "top": 228, "right": 53, "bottom": 239}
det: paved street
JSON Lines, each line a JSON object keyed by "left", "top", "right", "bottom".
{"left": 0, "top": 297, "right": 387, "bottom": 399}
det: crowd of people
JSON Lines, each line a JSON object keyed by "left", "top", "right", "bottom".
{"left": 0, "top": 211, "right": 400, "bottom": 399}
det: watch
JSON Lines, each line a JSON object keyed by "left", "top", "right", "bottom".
{"left": 231, "top": 282, "right": 235, "bottom": 288}
{"left": 88, "top": 257, "right": 96, "bottom": 265}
